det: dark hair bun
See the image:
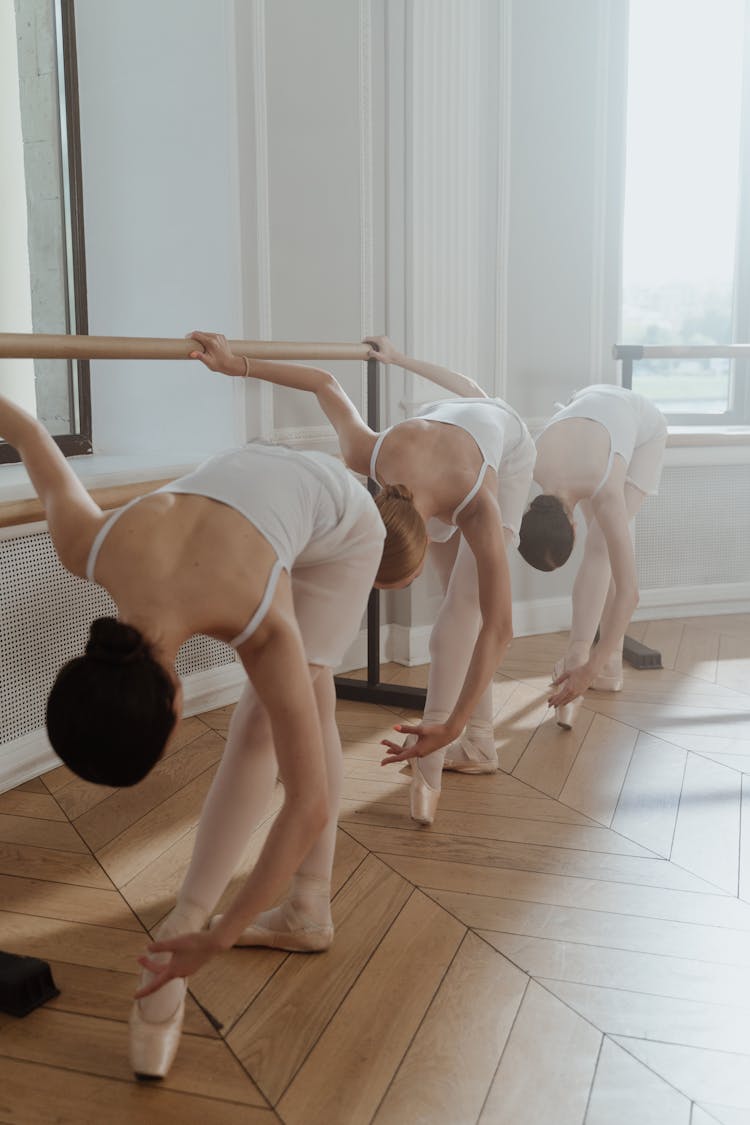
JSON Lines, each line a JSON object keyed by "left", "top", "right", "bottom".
{"left": 530, "top": 494, "right": 561, "bottom": 512}
{"left": 380, "top": 483, "right": 414, "bottom": 503}
{"left": 85, "top": 617, "right": 147, "bottom": 665}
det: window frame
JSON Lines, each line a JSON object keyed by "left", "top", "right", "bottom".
{"left": 0, "top": 0, "right": 91, "bottom": 465}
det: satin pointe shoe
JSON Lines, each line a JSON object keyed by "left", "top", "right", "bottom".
{"left": 552, "top": 660, "right": 583, "bottom": 731}
{"left": 209, "top": 903, "right": 333, "bottom": 953}
{"left": 443, "top": 722, "right": 498, "bottom": 774}
{"left": 409, "top": 760, "right": 440, "bottom": 826}
{"left": 129, "top": 981, "right": 186, "bottom": 1081}
{"left": 590, "top": 670, "right": 624, "bottom": 692}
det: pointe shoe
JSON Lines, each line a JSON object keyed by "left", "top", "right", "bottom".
{"left": 590, "top": 670, "right": 623, "bottom": 692}
{"left": 209, "top": 906, "right": 333, "bottom": 953}
{"left": 129, "top": 983, "right": 186, "bottom": 1081}
{"left": 410, "top": 761, "right": 440, "bottom": 826}
{"left": 552, "top": 660, "right": 583, "bottom": 731}
{"left": 554, "top": 697, "right": 582, "bottom": 730}
{"left": 445, "top": 733, "right": 499, "bottom": 769}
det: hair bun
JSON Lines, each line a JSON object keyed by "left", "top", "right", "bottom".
{"left": 85, "top": 617, "right": 147, "bottom": 664}
{"left": 380, "top": 483, "right": 414, "bottom": 503}
{"left": 530, "top": 494, "right": 560, "bottom": 512}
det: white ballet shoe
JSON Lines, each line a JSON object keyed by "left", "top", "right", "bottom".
{"left": 209, "top": 904, "right": 333, "bottom": 953}
{"left": 129, "top": 983, "right": 186, "bottom": 1081}
{"left": 590, "top": 671, "right": 623, "bottom": 692}
{"left": 443, "top": 722, "right": 498, "bottom": 774}
{"left": 552, "top": 660, "right": 584, "bottom": 730}
{"left": 409, "top": 760, "right": 440, "bottom": 826}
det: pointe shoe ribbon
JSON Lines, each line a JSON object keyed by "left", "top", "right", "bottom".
{"left": 209, "top": 904, "right": 333, "bottom": 953}
{"left": 443, "top": 720, "right": 498, "bottom": 774}
{"left": 129, "top": 983, "right": 186, "bottom": 1081}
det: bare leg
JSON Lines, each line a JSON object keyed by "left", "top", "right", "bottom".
{"left": 592, "top": 482, "right": 647, "bottom": 682}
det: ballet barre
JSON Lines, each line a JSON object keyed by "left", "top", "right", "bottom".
{"left": 614, "top": 343, "right": 750, "bottom": 390}
{"left": 0, "top": 332, "right": 370, "bottom": 363}
{"left": 0, "top": 332, "right": 426, "bottom": 710}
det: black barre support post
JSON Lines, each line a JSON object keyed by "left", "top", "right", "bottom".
{"left": 334, "top": 358, "right": 428, "bottom": 710}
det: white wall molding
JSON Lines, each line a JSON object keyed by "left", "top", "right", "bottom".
{"left": 588, "top": 0, "right": 612, "bottom": 383}
{"left": 359, "top": 0, "right": 375, "bottom": 414}
{"left": 493, "top": 0, "right": 512, "bottom": 399}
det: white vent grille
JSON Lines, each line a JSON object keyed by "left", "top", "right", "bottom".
{"left": 636, "top": 464, "right": 750, "bottom": 589}
{"left": 0, "top": 531, "right": 236, "bottom": 745}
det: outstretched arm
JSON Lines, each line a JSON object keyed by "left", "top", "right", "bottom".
{"left": 135, "top": 581, "right": 331, "bottom": 992}
{"left": 0, "top": 394, "right": 102, "bottom": 575}
{"left": 190, "top": 331, "right": 376, "bottom": 476}
{"left": 364, "top": 335, "right": 488, "bottom": 399}
{"left": 381, "top": 490, "right": 513, "bottom": 762}
{"left": 548, "top": 488, "right": 639, "bottom": 707}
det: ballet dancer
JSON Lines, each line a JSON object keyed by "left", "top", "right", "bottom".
{"left": 0, "top": 375, "right": 384, "bottom": 1079}
{"left": 518, "top": 383, "right": 667, "bottom": 727}
{"left": 190, "top": 332, "right": 537, "bottom": 827}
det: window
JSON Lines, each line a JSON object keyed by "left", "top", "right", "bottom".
{"left": 0, "top": 0, "right": 90, "bottom": 463}
{"left": 621, "top": 0, "right": 750, "bottom": 424}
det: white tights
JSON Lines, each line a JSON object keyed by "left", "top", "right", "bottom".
{"left": 564, "top": 482, "right": 646, "bottom": 672}
{"left": 138, "top": 667, "right": 341, "bottom": 1022}
{"left": 413, "top": 529, "right": 513, "bottom": 791}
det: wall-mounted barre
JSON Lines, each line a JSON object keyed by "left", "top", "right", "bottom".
{"left": 0, "top": 333, "right": 370, "bottom": 363}
{"left": 2, "top": 479, "right": 175, "bottom": 529}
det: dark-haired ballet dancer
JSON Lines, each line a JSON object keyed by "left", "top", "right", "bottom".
{"left": 189, "top": 332, "right": 537, "bottom": 827}
{"left": 0, "top": 376, "right": 385, "bottom": 1079}
{"left": 518, "top": 384, "right": 667, "bottom": 727}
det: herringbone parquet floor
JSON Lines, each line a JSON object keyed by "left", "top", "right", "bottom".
{"left": 0, "top": 614, "right": 749, "bottom": 1124}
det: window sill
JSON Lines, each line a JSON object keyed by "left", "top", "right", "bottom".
{"left": 667, "top": 426, "right": 750, "bottom": 446}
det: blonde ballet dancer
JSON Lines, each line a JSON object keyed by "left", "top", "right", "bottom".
{"left": 518, "top": 384, "right": 667, "bottom": 727}
{"left": 191, "top": 332, "right": 537, "bottom": 827}
{"left": 0, "top": 369, "right": 385, "bottom": 1080}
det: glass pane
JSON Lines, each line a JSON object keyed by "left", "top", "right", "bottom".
{"left": 0, "top": 0, "right": 77, "bottom": 434}
{"left": 622, "top": 0, "right": 745, "bottom": 415}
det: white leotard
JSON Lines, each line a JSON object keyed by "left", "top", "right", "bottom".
{"left": 86, "top": 442, "right": 383, "bottom": 648}
{"left": 369, "top": 397, "right": 529, "bottom": 542}
{"left": 540, "top": 385, "right": 667, "bottom": 498}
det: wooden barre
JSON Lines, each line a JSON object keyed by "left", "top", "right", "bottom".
{"left": 0, "top": 478, "right": 174, "bottom": 530}
{"left": 614, "top": 344, "right": 750, "bottom": 360}
{"left": 0, "top": 333, "right": 371, "bottom": 362}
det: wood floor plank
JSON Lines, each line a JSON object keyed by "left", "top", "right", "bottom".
{"left": 495, "top": 684, "right": 560, "bottom": 774}
{"left": 558, "top": 714, "right": 638, "bottom": 826}
{"left": 0, "top": 1057, "right": 276, "bottom": 1125}
{"left": 584, "top": 1037, "right": 691, "bottom": 1124}
{"left": 339, "top": 799, "right": 655, "bottom": 857}
{"left": 545, "top": 980, "right": 750, "bottom": 1055}
{"left": 0, "top": 790, "right": 67, "bottom": 821}
{"left": 740, "top": 776, "right": 750, "bottom": 905}
{"left": 716, "top": 633, "right": 750, "bottom": 695}
{"left": 0, "top": 873, "right": 142, "bottom": 931}
{"left": 612, "top": 1037, "right": 750, "bottom": 1108}
{"left": 670, "top": 753, "right": 742, "bottom": 894}
{"left": 343, "top": 822, "right": 725, "bottom": 893}
{"left": 642, "top": 620, "right": 685, "bottom": 670}
{"left": 382, "top": 855, "right": 750, "bottom": 928}
{"left": 0, "top": 813, "right": 88, "bottom": 854}
{"left": 675, "top": 625, "right": 720, "bottom": 683}
{"left": 700, "top": 1105, "right": 750, "bottom": 1124}
{"left": 483, "top": 933, "right": 750, "bottom": 1010}
{"left": 0, "top": 910, "right": 149, "bottom": 973}
{"left": 611, "top": 733, "right": 686, "bottom": 857}
{"left": 373, "top": 933, "right": 527, "bottom": 1125}
{"left": 277, "top": 891, "right": 465, "bottom": 1125}
{"left": 512, "top": 706, "right": 596, "bottom": 797}
{"left": 429, "top": 892, "right": 750, "bottom": 965}
{"left": 0, "top": 1008, "right": 266, "bottom": 1106}
{"left": 478, "top": 980, "right": 601, "bottom": 1125}
{"left": 0, "top": 841, "right": 112, "bottom": 889}
{"left": 73, "top": 730, "right": 225, "bottom": 851}
{"left": 228, "top": 855, "right": 413, "bottom": 1104}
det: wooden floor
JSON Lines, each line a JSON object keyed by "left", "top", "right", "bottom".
{"left": 1, "top": 614, "right": 749, "bottom": 1124}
